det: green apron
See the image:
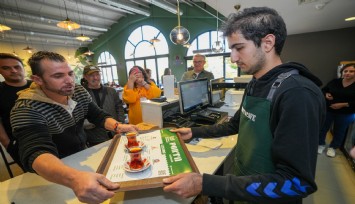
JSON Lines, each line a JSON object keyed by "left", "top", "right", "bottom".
{"left": 235, "top": 95, "right": 275, "bottom": 176}
{"left": 233, "top": 70, "right": 298, "bottom": 204}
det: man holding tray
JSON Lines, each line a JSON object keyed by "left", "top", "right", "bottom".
{"left": 164, "top": 7, "right": 325, "bottom": 204}
{"left": 11, "top": 51, "right": 138, "bottom": 203}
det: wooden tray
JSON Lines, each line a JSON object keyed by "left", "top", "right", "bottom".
{"left": 96, "top": 129, "right": 199, "bottom": 192}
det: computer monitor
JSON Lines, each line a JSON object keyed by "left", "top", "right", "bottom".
{"left": 178, "top": 78, "right": 209, "bottom": 115}
{"left": 209, "top": 78, "right": 226, "bottom": 106}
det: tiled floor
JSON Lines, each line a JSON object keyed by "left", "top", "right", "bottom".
{"left": 304, "top": 149, "right": 355, "bottom": 204}
{"left": 1, "top": 146, "right": 355, "bottom": 204}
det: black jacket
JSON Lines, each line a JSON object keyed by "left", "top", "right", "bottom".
{"left": 192, "top": 62, "right": 326, "bottom": 204}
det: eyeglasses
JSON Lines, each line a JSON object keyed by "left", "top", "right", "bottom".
{"left": 193, "top": 60, "right": 204, "bottom": 64}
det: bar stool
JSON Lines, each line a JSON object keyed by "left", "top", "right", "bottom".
{"left": 0, "top": 144, "right": 15, "bottom": 178}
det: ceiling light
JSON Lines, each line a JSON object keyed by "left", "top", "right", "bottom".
{"left": 212, "top": 41, "right": 224, "bottom": 53}
{"left": 57, "top": 18, "right": 80, "bottom": 31}
{"left": 0, "top": 24, "right": 11, "bottom": 32}
{"left": 84, "top": 50, "right": 94, "bottom": 56}
{"left": 345, "top": 17, "right": 355, "bottom": 21}
{"left": 169, "top": 0, "right": 190, "bottom": 45}
{"left": 76, "top": 34, "right": 90, "bottom": 41}
{"left": 57, "top": 1, "right": 80, "bottom": 31}
{"left": 23, "top": 46, "right": 34, "bottom": 53}
{"left": 150, "top": 36, "right": 160, "bottom": 43}
{"left": 183, "top": 42, "right": 191, "bottom": 48}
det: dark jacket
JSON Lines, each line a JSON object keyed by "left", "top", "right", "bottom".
{"left": 322, "top": 78, "right": 355, "bottom": 114}
{"left": 84, "top": 85, "right": 125, "bottom": 145}
{"left": 192, "top": 62, "right": 326, "bottom": 204}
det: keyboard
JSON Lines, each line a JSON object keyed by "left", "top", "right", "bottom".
{"left": 175, "top": 117, "right": 196, "bottom": 128}
{"left": 195, "top": 109, "right": 213, "bottom": 117}
{"left": 212, "top": 101, "right": 225, "bottom": 108}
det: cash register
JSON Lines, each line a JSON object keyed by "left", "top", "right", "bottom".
{"left": 175, "top": 78, "right": 228, "bottom": 127}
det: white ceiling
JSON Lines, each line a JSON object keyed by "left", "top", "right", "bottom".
{"left": 0, "top": 0, "right": 354, "bottom": 49}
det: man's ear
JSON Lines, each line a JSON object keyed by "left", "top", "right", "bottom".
{"left": 262, "top": 34, "right": 276, "bottom": 53}
{"left": 31, "top": 75, "right": 43, "bottom": 85}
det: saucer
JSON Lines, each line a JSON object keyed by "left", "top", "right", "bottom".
{"left": 125, "top": 141, "right": 145, "bottom": 149}
{"left": 124, "top": 158, "right": 151, "bottom": 172}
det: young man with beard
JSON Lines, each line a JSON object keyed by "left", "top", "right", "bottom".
{"left": 0, "top": 53, "right": 32, "bottom": 172}
{"left": 163, "top": 7, "right": 326, "bottom": 204}
{"left": 10, "top": 51, "right": 137, "bottom": 203}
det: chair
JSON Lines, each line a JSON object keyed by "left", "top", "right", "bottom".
{"left": 0, "top": 144, "right": 15, "bottom": 178}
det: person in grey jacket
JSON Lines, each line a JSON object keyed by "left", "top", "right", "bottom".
{"left": 163, "top": 7, "right": 325, "bottom": 204}
{"left": 181, "top": 54, "right": 214, "bottom": 81}
{"left": 83, "top": 65, "right": 125, "bottom": 146}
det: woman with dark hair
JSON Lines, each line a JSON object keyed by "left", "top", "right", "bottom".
{"left": 145, "top": 68, "right": 156, "bottom": 84}
{"left": 318, "top": 63, "right": 355, "bottom": 157}
{"left": 161, "top": 68, "right": 176, "bottom": 84}
{"left": 123, "top": 66, "right": 161, "bottom": 124}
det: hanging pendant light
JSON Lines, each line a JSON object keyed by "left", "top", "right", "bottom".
{"left": 0, "top": 24, "right": 11, "bottom": 32}
{"left": 23, "top": 46, "right": 34, "bottom": 54}
{"left": 150, "top": 36, "right": 160, "bottom": 43}
{"left": 169, "top": 0, "right": 190, "bottom": 45}
{"left": 57, "top": 17, "right": 80, "bottom": 31}
{"left": 76, "top": 33, "right": 90, "bottom": 41}
{"left": 84, "top": 50, "right": 94, "bottom": 56}
{"left": 183, "top": 42, "right": 191, "bottom": 48}
{"left": 212, "top": 2, "right": 224, "bottom": 53}
{"left": 57, "top": 1, "right": 80, "bottom": 31}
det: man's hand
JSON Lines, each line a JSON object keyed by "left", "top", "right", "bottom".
{"left": 329, "top": 102, "right": 348, "bottom": 109}
{"left": 70, "top": 171, "right": 119, "bottom": 203}
{"left": 118, "top": 124, "right": 139, "bottom": 133}
{"left": 170, "top": 128, "right": 193, "bottom": 141}
{"left": 32, "top": 154, "right": 119, "bottom": 204}
{"left": 163, "top": 173, "right": 202, "bottom": 198}
{"left": 325, "top": 93, "right": 333, "bottom": 100}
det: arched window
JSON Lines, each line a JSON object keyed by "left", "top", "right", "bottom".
{"left": 125, "top": 25, "right": 169, "bottom": 85}
{"left": 186, "top": 31, "right": 238, "bottom": 79}
{"left": 97, "top": 51, "right": 119, "bottom": 85}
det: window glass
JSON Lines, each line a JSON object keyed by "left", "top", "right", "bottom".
{"left": 225, "top": 57, "right": 239, "bottom": 78}
{"left": 135, "top": 41, "right": 156, "bottom": 58}
{"left": 186, "top": 31, "right": 232, "bottom": 79}
{"left": 197, "top": 32, "right": 210, "bottom": 50}
{"left": 125, "top": 25, "right": 169, "bottom": 83}
{"left": 97, "top": 51, "right": 119, "bottom": 85}
{"left": 128, "top": 27, "right": 143, "bottom": 45}
{"left": 157, "top": 57, "right": 169, "bottom": 85}
{"left": 125, "top": 42, "right": 135, "bottom": 59}
{"left": 146, "top": 58, "right": 157, "bottom": 83}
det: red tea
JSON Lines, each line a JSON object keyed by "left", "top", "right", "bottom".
{"left": 129, "top": 147, "right": 144, "bottom": 169}
{"left": 126, "top": 132, "right": 139, "bottom": 148}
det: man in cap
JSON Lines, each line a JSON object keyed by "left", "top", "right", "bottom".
{"left": 83, "top": 65, "right": 125, "bottom": 146}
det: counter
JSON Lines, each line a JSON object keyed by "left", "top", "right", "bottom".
{"left": 0, "top": 135, "right": 237, "bottom": 204}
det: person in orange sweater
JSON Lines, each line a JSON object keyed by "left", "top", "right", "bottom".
{"left": 123, "top": 66, "right": 161, "bottom": 124}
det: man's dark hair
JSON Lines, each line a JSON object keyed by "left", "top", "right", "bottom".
{"left": 221, "top": 7, "right": 287, "bottom": 55}
{"left": 28, "top": 51, "right": 66, "bottom": 76}
{"left": 0, "top": 53, "right": 24, "bottom": 66}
